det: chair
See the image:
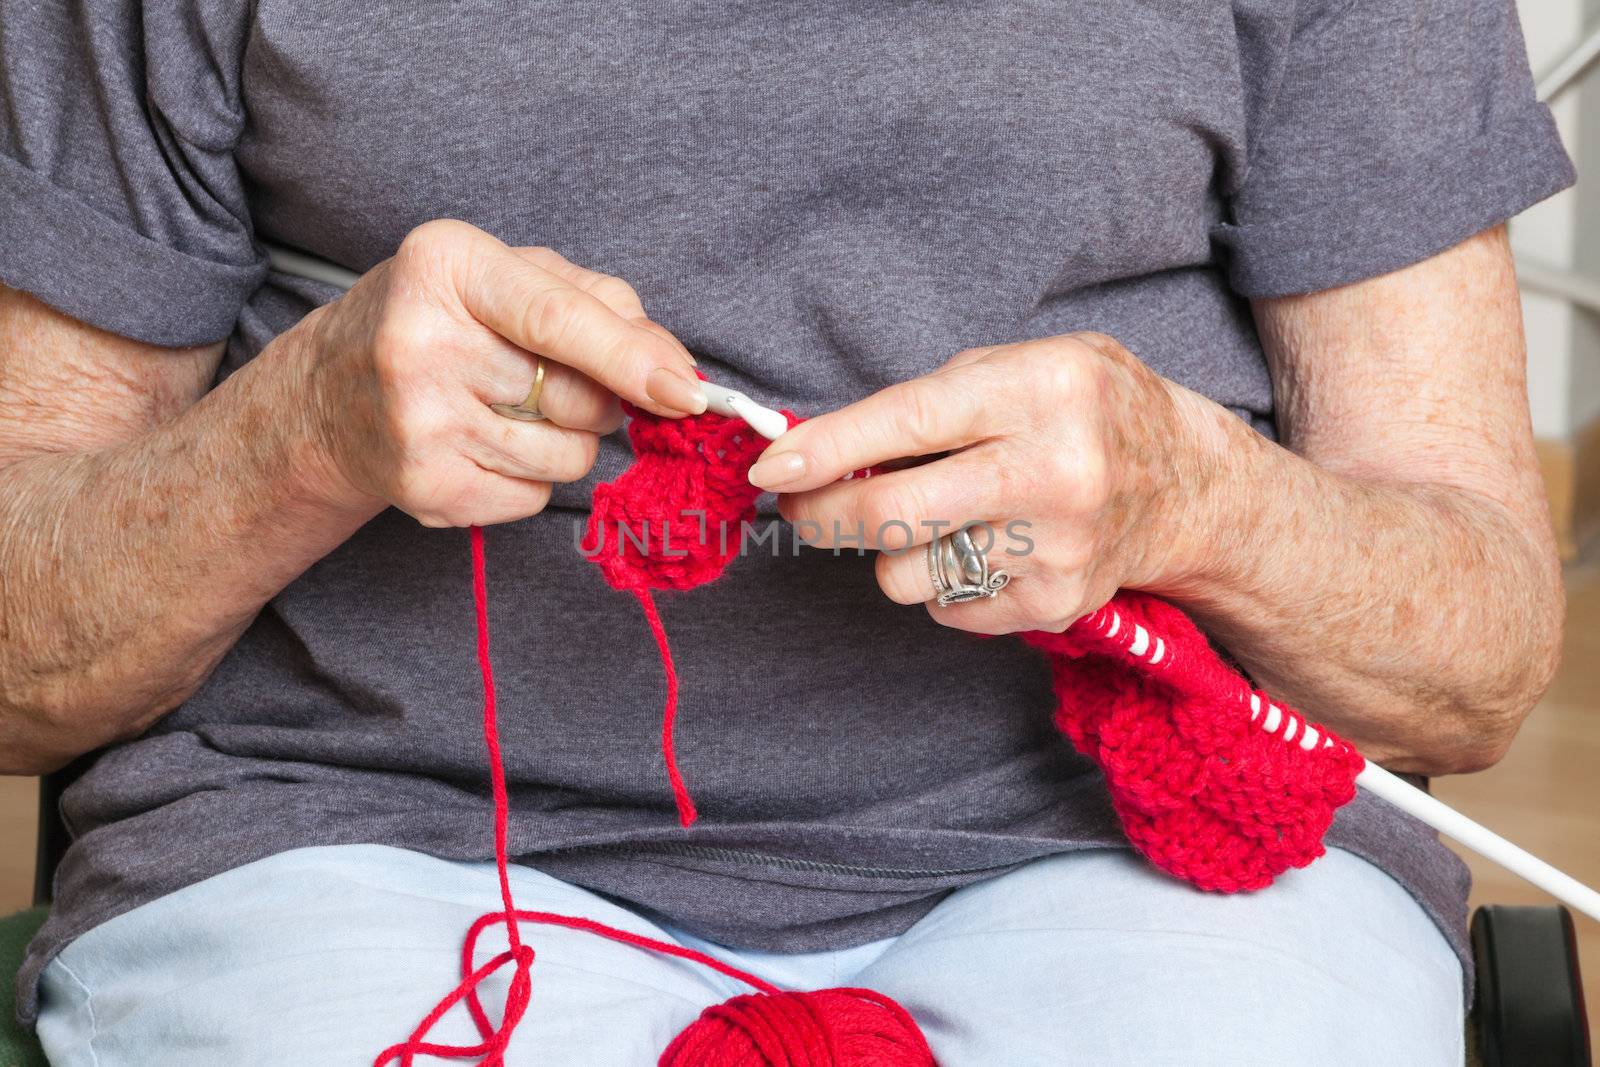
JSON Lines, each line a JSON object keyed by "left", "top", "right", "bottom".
{"left": 1470, "top": 904, "right": 1591, "bottom": 1066}
{"left": 30, "top": 770, "right": 73, "bottom": 911}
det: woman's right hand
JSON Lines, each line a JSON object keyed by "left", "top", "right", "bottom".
{"left": 291, "top": 219, "right": 706, "bottom": 527}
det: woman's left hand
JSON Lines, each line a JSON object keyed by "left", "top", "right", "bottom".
{"left": 749, "top": 332, "right": 1233, "bottom": 635}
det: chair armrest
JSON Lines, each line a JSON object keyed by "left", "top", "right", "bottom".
{"left": 1470, "top": 904, "right": 1590, "bottom": 1067}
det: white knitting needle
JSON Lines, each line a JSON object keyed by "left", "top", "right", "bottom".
{"left": 262, "top": 243, "right": 790, "bottom": 441}
{"left": 699, "top": 382, "right": 788, "bottom": 440}
{"left": 1356, "top": 762, "right": 1600, "bottom": 922}
{"left": 1240, "top": 688, "right": 1600, "bottom": 920}
{"left": 264, "top": 242, "right": 361, "bottom": 290}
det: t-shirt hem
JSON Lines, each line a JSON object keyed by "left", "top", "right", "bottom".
{"left": 0, "top": 150, "right": 265, "bottom": 348}
{"left": 1218, "top": 103, "right": 1575, "bottom": 299}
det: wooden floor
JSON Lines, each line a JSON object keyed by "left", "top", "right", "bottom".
{"left": 0, "top": 775, "right": 31, "bottom": 920}
{"left": 1, "top": 572, "right": 1596, "bottom": 1034}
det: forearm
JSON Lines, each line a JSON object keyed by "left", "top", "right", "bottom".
{"left": 1159, "top": 395, "right": 1562, "bottom": 774}
{"left": 0, "top": 223, "right": 703, "bottom": 772}
{"left": 0, "top": 326, "right": 379, "bottom": 772}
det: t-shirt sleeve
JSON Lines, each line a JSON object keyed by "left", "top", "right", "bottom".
{"left": 0, "top": 0, "right": 265, "bottom": 347}
{"left": 1216, "top": 0, "right": 1576, "bottom": 298}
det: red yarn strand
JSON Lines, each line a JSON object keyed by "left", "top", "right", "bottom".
{"left": 461, "top": 909, "right": 782, "bottom": 997}
{"left": 633, "top": 587, "right": 697, "bottom": 827}
{"left": 377, "top": 525, "right": 936, "bottom": 1067}
{"left": 375, "top": 525, "right": 535, "bottom": 1067}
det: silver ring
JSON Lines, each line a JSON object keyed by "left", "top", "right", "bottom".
{"left": 926, "top": 525, "right": 1011, "bottom": 606}
{"left": 490, "top": 358, "right": 547, "bottom": 422}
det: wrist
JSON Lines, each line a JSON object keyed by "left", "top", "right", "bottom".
{"left": 1135, "top": 383, "right": 1264, "bottom": 599}
{"left": 261, "top": 314, "right": 385, "bottom": 523}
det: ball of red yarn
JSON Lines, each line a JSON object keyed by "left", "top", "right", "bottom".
{"left": 662, "top": 988, "right": 937, "bottom": 1067}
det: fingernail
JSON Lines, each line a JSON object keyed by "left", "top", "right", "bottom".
{"left": 647, "top": 367, "right": 708, "bottom": 416}
{"left": 748, "top": 451, "right": 807, "bottom": 489}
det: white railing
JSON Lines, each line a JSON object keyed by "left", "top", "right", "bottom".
{"left": 1515, "top": 24, "right": 1600, "bottom": 308}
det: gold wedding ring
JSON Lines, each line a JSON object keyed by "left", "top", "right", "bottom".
{"left": 491, "top": 358, "right": 547, "bottom": 422}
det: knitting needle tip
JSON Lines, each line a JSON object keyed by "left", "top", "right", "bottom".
{"left": 700, "top": 382, "right": 789, "bottom": 441}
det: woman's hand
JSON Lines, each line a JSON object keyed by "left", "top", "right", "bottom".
{"left": 752, "top": 332, "right": 1229, "bottom": 635}
{"left": 753, "top": 230, "right": 1563, "bottom": 774}
{"left": 0, "top": 221, "right": 713, "bottom": 768}
{"left": 291, "top": 219, "right": 707, "bottom": 528}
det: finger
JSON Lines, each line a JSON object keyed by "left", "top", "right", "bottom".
{"left": 939, "top": 344, "right": 1001, "bottom": 371}
{"left": 749, "top": 364, "right": 995, "bottom": 493}
{"left": 406, "top": 466, "right": 554, "bottom": 529}
{"left": 632, "top": 318, "right": 697, "bottom": 364}
{"left": 509, "top": 246, "right": 652, "bottom": 324}
{"left": 873, "top": 520, "right": 1034, "bottom": 607}
{"left": 471, "top": 334, "right": 624, "bottom": 434}
{"left": 504, "top": 246, "right": 682, "bottom": 427}
{"left": 466, "top": 416, "right": 602, "bottom": 484}
{"left": 921, "top": 575, "right": 1049, "bottom": 636}
{"left": 777, "top": 446, "right": 1010, "bottom": 551}
{"left": 450, "top": 476, "right": 555, "bottom": 527}
{"left": 507, "top": 247, "right": 704, "bottom": 370}
{"left": 428, "top": 225, "right": 704, "bottom": 418}
{"left": 527, "top": 363, "right": 625, "bottom": 434}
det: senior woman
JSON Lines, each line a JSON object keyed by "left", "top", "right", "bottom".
{"left": 0, "top": 0, "right": 1576, "bottom": 1063}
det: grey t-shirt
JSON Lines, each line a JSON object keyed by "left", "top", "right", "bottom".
{"left": 0, "top": 0, "right": 1573, "bottom": 1024}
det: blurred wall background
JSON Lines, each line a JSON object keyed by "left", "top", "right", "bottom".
{"left": 1517, "top": 0, "right": 1600, "bottom": 555}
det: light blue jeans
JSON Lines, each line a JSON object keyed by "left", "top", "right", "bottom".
{"left": 35, "top": 844, "right": 1462, "bottom": 1066}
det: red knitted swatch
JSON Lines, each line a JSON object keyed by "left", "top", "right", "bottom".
{"left": 587, "top": 400, "right": 788, "bottom": 595}
{"left": 584, "top": 401, "right": 799, "bottom": 826}
{"left": 1023, "top": 593, "right": 1364, "bottom": 892}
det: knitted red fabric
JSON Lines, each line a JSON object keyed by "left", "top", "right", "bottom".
{"left": 1022, "top": 594, "right": 1365, "bottom": 892}
{"left": 587, "top": 400, "right": 789, "bottom": 595}
{"left": 583, "top": 400, "right": 800, "bottom": 826}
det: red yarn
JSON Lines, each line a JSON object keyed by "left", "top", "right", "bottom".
{"left": 584, "top": 400, "right": 800, "bottom": 827}
{"left": 378, "top": 525, "right": 935, "bottom": 1067}
{"left": 632, "top": 586, "right": 695, "bottom": 825}
{"left": 662, "top": 988, "right": 935, "bottom": 1067}
{"left": 381, "top": 401, "right": 1366, "bottom": 1065}
{"left": 375, "top": 526, "right": 532, "bottom": 1067}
